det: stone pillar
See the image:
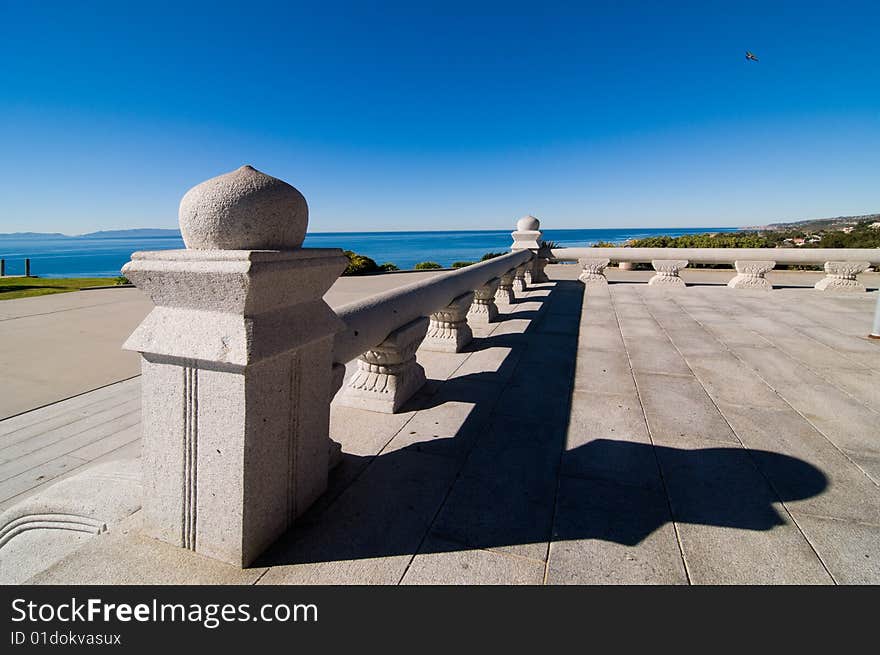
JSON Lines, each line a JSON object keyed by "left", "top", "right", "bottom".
{"left": 511, "top": 215, "right": 547, "bottom": 283}
{"left": 122, "top": 165, "right": 348, "bottom": 567}
{"left": 513, "top": 263, "right": 529, "bottom": 293}
{"left": 578, "top": 258, "right": 610, "bottom": 285}
{"left": 618, "top": 262, "right": 633, "bottom": 271}
{"left": 815, "top": 261, "right": 870, "bottom": 292}
{"left": 423, "top": 292, "right": 474, "bottom": 352}
{"left": 496, "top": 270, "right": 516, "bottom": 304}
{"left": 25, "top": 258, "right": 30, "bottom": 277}
{"left": 338, "top": 317, "right": 428, "bottom": 413}
{"left": 649, "top": 260, "right": 688, "bottom": 287}
{"left": 728, "top": 260, "right": 776, "bottom": 290}
{"left": 468, "top": 278, "right": 501, "bottom": 325}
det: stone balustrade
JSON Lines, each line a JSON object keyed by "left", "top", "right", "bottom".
{"left": 122, "top": 166, "right": 539, "bottom": 567}
{"left": 552, "top": 247, "right": 880, "bottom": 292}
{"left": 333, "top": 249, "right": 532, "bottom": 413}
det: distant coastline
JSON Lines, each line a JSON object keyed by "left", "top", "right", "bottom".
{"left": 1, "top": 211, "right": 876, "bottom": 278}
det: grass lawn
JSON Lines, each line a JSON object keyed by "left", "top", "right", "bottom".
{"left": 0, "top": 276, "right": 127, "bottom": 300}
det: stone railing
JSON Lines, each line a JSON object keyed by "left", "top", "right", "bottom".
{"left": 332, "top": 248, "right": 531, "bottom": 413}
{"left": 551, "top": 247, "right": 880, "bottom": 291}
{"left": 121, "top": 166, "right": 543, "bottom": 567}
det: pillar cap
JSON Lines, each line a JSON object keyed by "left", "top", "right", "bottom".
{"left": 516, "top": 215, "right": 540, "bottom": 231}
{"left": 179, "top": 165, "right": 308, "bottom": 250}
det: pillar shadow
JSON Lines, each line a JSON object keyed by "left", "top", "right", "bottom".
{"left": 255, "top": 278, "right": 828, "bottom": 570}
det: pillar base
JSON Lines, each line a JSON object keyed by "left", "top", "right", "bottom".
{"left": 728, "top": 260, "right": 775, "bottom": 290}
{"left": 649, "top": 260, "right": 688, "bottom": 287}
{"left": 468, "top": 279, "right": 500, "bottom": 325}
{"left": 338, "top": 317, "right": 428, "bottom": 414}
{"left": 578, "top": 258, "right": 610, "bottom": 285}
{"left": 423, "top": 292, "right": 474, "bottom": 353}
{"left": 815, "top": 261, "right": 869, "bottom": 292}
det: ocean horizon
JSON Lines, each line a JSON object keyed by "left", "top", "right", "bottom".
{"left": 0, "top": 227, "right": 736, "bottom": 278}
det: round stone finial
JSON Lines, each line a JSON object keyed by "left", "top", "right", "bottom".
{"left": 516, "top": 215, "right": 540, "bottom": 232}
{"left": 178, "top": 165, "right": 308, "bottom": 250}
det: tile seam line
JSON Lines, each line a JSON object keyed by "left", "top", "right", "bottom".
{"left": 0, "top": 436, "right": 140, "bottom": 508}
{"left": 0, "top": 298, "right": 144, "bottom": 323}
{"left": 398, "top": 284, "right": 557, "bottom": 585}
{"left": 543, "top": 282, "right": 588, "bottom": 585}
{"left": 0, "top": 375, "right": 142, "bottom": 424}
{"left": 677, "top": 292, "right": 880, "bottom": 488}
{"left": 0, "top": 398, "right": 142, "bottom": 447}
{"left": 718, "top": 294, "right": 880, "bottom": 416}
{"left": 0, "top": 390, "right": 142, "bottom": 438}
{"left": 0, "top": 404, "right": 141, "bottom": 450}
{"left": 659, "top": 292, "right": 840, "bottom": 583}
{"left": 0, "top": 417, "right": 143, "bottom": 483}
{"left": 609, "top": 286, "right": 692, "bottom": 585}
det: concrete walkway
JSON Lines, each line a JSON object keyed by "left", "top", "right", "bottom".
{"left": 7, "top": 265, "right": 880, "bottom": 583}
{"left": 0, "top": 270, "right": 446, "bottom": 419}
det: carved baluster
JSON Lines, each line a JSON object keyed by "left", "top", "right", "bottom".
{"left": 815, "top": 261, "right": 870, "bottom": 292}
{"left": 468, "top": 278, "right": 501, "bottom": 325}
{"left": 513, "top": 262, "right": 529, "bottom": 293}
{"left": 423, "top": 292, "right": 474, "bottom": 352}
{"left": 728, "top": 260, "right": 776, "bottom": 290}
{"left": 338, "top": 317, "right": 428, "bottom": 413}
{"left": 648, "top": 259, "right": 688, "bottom": 287}
{"left": 578, "top": 258, "right": 610, "bottom": 285}
{"left": 496, "top": 270, "right": 516, "bottom": 304}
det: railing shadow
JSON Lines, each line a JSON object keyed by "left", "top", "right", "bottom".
{"left": 255, "top": 279, "right": 827, "bottom": 571}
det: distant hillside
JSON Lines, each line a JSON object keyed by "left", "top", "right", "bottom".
{"left": 742, "top": 213, "right": 880, "bottom": 232}
{"left": 78, "top": 228, "right": 181, "bottom": 238}
{"left": 0, "top": 228, "right": 181, "bottom": 239}
{"left": 0, "top": 232, "right": 68, "bottom": 240}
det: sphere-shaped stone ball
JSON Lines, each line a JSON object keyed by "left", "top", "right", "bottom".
{"left": 179, "top": 165, "right": 308, "bottom": 250}
{"left": 516, "top": 215, "right": 540, "bottom": 231}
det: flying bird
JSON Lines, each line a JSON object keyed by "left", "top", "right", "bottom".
{"left": 745, "top": 51, "right": 759, "bottom": 62}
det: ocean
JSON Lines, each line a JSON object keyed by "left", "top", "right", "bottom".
{"left": 0, "top": 227, "right": 735, "bottom": 278}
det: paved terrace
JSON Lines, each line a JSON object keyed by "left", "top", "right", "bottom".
{"left": 3, "top": 265, "right": 879, "bottom": 583}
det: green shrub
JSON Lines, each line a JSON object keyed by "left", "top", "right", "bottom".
{"left": 414, "top": 261, "right": 443, "bottom": 270}
{"left": 342, "top": 250, "right": 380, "bottom": 276}
{"left": 451, "top": 261, "right": 474, "bottom": 269}
{"left": 114, "top": 275, "right": 130, "bottom": 285}
{"left": 379, "top": 262, "right": 399, "bottom": 272}
{"left": 480, "top": 252, "right": 505, "bottom": 261}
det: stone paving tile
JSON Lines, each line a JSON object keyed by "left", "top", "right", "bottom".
{"left": 810, "top": 366, "right": 880, "bottom": 412}
{"left": 576, "top": 324, "right": 627, "bottom": 353}
{"left": 625, "top": 337, "right": 693, "bottom": 376}
{"left": 330, "top": 404, "right": 415, "bottom": 457}
{"left": 547, "top": 476, "right": 687, "bottom": 584}
{"left": 680, "top": 354, "right": 785, "bottom": 410}
{"left": 562, "top": 390, "right": 661, "bottom": 489}
{"left": 401, "top": 536, "right": 545, "bottom": 585}
{"left": 449, "top": 342, "right": 523, "bottom": 383}
{"left": 796, "top": 325, "right": 880, "bottom": 371}
{"left": 653, "top": 436, "right": 832, "bottom": 584}
{"left": 383, "top": 379, "right": 503, "bottom": 461}
{"left": 258, "top": 449, "right": 459, "bottom": 584}
{"left": 792, "top": 514, "right": 880, "bottom": 584}
{"left": 428, "top": 415, "right": 564, "bottom": 562}
{"left": 28, "top": 513, "right": 267, "bottom": 585}
{"left": 634, "top": 372, "right": 738, "bottom": 445}
{"left": 713, "top": 402, "right": 880, "bottom": 525}
{"left": 573, "top": 349, "right": 636, "bottom": 394}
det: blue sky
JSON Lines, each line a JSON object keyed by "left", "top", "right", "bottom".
{"left": 1, "top": 1, "right": 878, "bottom": 233}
